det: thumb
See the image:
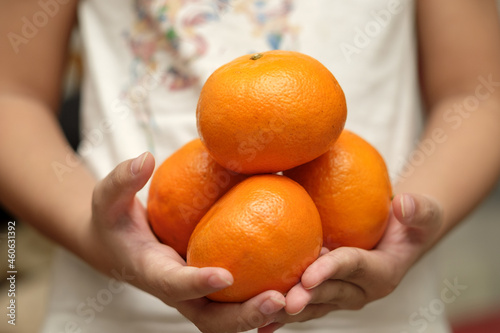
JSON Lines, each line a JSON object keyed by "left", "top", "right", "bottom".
{"left": 156, "top": 265, "right": 234, "bottom": 302}
{"left": 392, "top": 193, "right": 443, "bottom": 233}
{"left": 92, "top": 152, "right": 155, "bottom": 220}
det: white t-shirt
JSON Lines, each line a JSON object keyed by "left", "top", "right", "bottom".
{"left": 41, "top": 0, "right": 450, "bottom": 332}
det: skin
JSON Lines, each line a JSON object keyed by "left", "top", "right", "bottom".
{"left": 1, "top": 0, "right": 500, "bottom": 333}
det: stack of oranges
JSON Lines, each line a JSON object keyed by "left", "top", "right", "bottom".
{"left": 147, "top": 50, "right": 392, "bottom": 302}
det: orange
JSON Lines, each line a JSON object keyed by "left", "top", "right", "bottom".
{"left": 147, "top": 139, "right": 247, "bottom": 258}
{"left": 186, "top": 174, "right": 323, "bottom": 302}
{"left": 196, "top": 50, "right": 347, "bottom": 174}
{"left": 284, "top": 130, "right": 392, "bottom": 250}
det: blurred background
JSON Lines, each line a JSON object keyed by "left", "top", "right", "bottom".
{"left": 1, "top": 6, "right": 500, "bottom": 333}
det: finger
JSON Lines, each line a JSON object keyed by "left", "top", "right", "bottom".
{"left": 285, "top": 279, "right": 365, "bottom": 314}
{"left": 257, "top": 322, "right": 285, "bottom": 333}
{"left": 299, "top": 247, "right": 366, "bottom": 289}
{"left": 145, "top": 258, "right": 235, "bottom": 302}
{"left": 300, "top": 247, "right": 395, "bottom": 294}
{"left": 180, "top": 290, "right": 287, "bottom": 333}
{"left": 309, "top": 280, "right": 365, "bottom": 309}
{"left": 319, "top": 246, "right": 330, "bottom": 256}
{"left": 283, "top": 283, "right": 311, "bottom": 315}
{"left": 125, "top": 238, "right": 234, "bottom": 302}
{"left": 392, "top": 193, "right": 443, "bottom": 232}
{"left": 310, "top": 281, "right": 365, "bottom": 309}
{"left": 92, "top": 152, "right": 155, "bottom": 221}
{"left": 278, "top": 303, "right": 338, "bottom": 324}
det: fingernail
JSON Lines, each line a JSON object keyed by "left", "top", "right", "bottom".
{"left": 401, "top": 194, "right": 415, "bottom": 219}
{"left": 288, "top": 304, "right": 306, "bottom": 316}
{"left": 260, "top": 297, "right": 286, "bottom": 315}
{"left": 208, "top": 274, "right": 233, "bottom": 289}
{"left": 131, "top": 152, "right": 149, "bottom": 176}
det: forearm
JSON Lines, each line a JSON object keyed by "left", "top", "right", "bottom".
{"left": 408, "top": 0, "right": 500, "bottom": 240}
{"left": 0, "top": 94, "right": 96, "bottom": 258}
{"left": 394, "top": 93, "right": 500, "bottom": 239}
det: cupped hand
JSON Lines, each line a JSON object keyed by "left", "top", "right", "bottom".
{"left": 260, "top": 193, "right": 443, "bottom": 332}
{"left": 84, "top": 152, "right": 286, "bottom": 333}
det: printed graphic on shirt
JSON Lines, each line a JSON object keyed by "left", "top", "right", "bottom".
{"left": 120, "top": 0, "right": 299, "bottom": 151}
{"left": 124, "top": 0, "right": 298, "bottom": 91}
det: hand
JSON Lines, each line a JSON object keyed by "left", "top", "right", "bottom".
{"left": 84, "top": 152, "right": 286, "bottom": 333}
{"left": 260, "top": 193, "right": 443, "bottom": 332}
